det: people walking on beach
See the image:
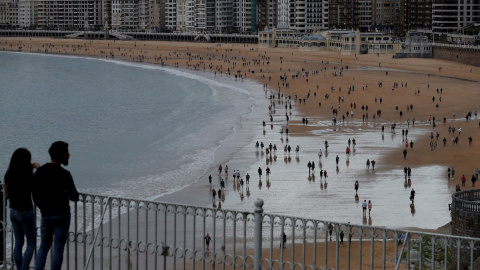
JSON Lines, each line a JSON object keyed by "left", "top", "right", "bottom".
{"left": 220, "top": 179, "right": 225, "bottom": 189}
{"left": 205, "top": 233, "right": 212, "bottom": 250}
{"left": 471, "top": 174, "right": 476, "bottom": 187}
{"left": 217, "top": 188, "right": 222, "bottom": 200}
{"left": 336, "top": 155, "right": 339, "bottom": 165}
{"left": 403, "top": 149, "right": 407, "bottom": 159}
{"left": 282, "top": 232, "right": 287, "bottom": 249}
{"left": 410, "top": 189, "right": 415, "bottom": 203}
{"left": 265, "top": 167, "right": 271, "bottom": 178}
{"left": 368, "top": 200, "right": 372, "bottom": 215}
{"left": 362, "top": 200, "right": 367, "bottom": 215}
{"left": 318, "top": 149, "right": 322, "bottom": 158}
{"left": 218, "top": 165, "right": 222, "bottom": 174}
{"left": 258, "top": 167, "right": 262, "bottom": 178}
{"left": 354, "top": 180, "right": 359, "bottom": 194}
{"left": 307, "top": 161, "right": 312, "bottom": 173}
{"left": 4, "top": 148, "right": 39, "bottom": 270}
{"left": 371, "top": 160, "right": 376, "bottom": 170}
{"left": 224, "top": 165, "right": 228, "bottom": 175}
{"left": 461, "top": 174, "right": 466, "bottom": 187}
{"left": 32, "top": 141, "right": 79, "bottom": 270}
{"left": 208, "top": 175, "right": 212, "bottom": 184}
{"left": 366, "top": 159, "right": 370, "bottom": 169}
{"left": 328, "top": 224, "right": 334, "bottom": 241}
{"left": 246, "top": 173, "right": 250, "bottom": 185}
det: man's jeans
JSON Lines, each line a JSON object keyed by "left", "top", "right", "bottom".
{"left": 34, "top": 214, "right": 71, "bottom": 270}
{"left": 10, "top": 209, "right": 36, "bottom": 270}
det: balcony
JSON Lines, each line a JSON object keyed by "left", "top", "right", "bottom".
{"left": 0, "top": 191, "right": 479, "bottom": 269}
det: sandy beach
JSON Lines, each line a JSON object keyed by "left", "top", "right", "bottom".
{"left": 2, "top": 37, "right": 480, "bottom": 268}
{"left": 2, "top": 38, "right": 480, "bottom": 228}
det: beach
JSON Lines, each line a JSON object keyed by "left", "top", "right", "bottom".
{"left": 2, "top": 37, "right": 480, "bottom": 229}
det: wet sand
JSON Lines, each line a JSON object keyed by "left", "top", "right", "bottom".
{"left": 2, "top": 38, "right": 480, "bottom": 231}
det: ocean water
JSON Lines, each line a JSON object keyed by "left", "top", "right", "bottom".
{"left": 0, "top": 51, "right": 266, "bottom": 200}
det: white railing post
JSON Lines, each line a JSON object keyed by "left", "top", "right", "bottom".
{"left": 254, "top": 199, "right": 264, "bottom": 270}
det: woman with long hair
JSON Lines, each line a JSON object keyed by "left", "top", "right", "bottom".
{"left": 4, "top": 148, "right": 39, "bottom": 270}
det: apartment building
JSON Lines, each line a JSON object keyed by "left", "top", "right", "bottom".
{"left": 358, "top": 0, "right": 373, "bottom": 31}
{"left": 405, "top": 0, "right": 431, "bottom": 32}
{"left": 37, "top": 0, "right": 102, "bottom": 30}
{"left": 18, "top": 0, "right": 37, "bottom": 27}
{"left": 215, "top": 0, "right": 233, "bottom": 32}
{"left": 328, "top": 0, "right": 359, "bottom": 29}
{"left": 164, "top": 0, "right": 176, "bottom": 30}
{"left": 432, "top": 0, "right": 479, "bottom": 34}
{"left": 233, "top": 0, "right": 251, "bottom": 33}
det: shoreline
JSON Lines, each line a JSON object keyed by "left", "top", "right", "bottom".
{"left": 2, "top": 37, "right": 480, "bottom": 231}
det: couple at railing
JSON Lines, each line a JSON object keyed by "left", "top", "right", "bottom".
{"left": 3, "top": 141, "right": 78, "bottom": 270}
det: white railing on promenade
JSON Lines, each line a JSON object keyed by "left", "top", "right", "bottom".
{"left": 1, "top": 192, "right": 480, "bottom": 269}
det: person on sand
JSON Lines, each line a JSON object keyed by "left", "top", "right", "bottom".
{"left": 336, "top": 155, "right": 339, "bottom": 165}
{"left": 471, "top": 174, "right": 476, "bottom": 187}
{"left": 371, "top": 160, "right": 376, "bottom": 170}
{"left": 328, "top": 224, "right": 333, "bottom": 241}
{"left": 461, "top": 174, "right": 466, "bottom": 187}
{"left": 245, "top": 173, "right": 250, "bottom": 185}
{"left": 403, "top": 149, "right": 407, "bottom": 160}
{"left": 205, "top": 233, "right": 212, "bottom": 250}
{"left": 354, "top": 180, "right": 359, "bottom": 194}
{"left": 282, "top": 232, "right": 287, "bottom": 249}
{"left": 410, "top": 189, "right": 415, "bottom": 203}
{"left": 220, "top": 179, "right": 225, "bottom": 189}
{"left": 340, "top": 231, "right": 344, "bottom": 246}
{"left": 362, "top": 200, "right": 367, "bottom": 215}
{"left": 208, "top": 175, "right": 212, "bottom": 184}
{"left": 218, "top": 165, "right": 222, "bottom": 174}
{"left": 212, "top": 189, "right": 216, "bottom": 202}
{"left": 368, "top": 200, "right": 372, "bottom": 215}
{"left": 258, "top": 167, "right": 262, "bottom": 178}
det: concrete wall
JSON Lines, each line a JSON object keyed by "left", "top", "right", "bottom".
{"left": 432, "top": 45, "right": 480, "bottom": 67}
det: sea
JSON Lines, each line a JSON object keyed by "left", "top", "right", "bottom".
{"left": 0, "top": 51, "right": 268, "bottom": 201}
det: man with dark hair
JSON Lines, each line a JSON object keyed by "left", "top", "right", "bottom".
{"left": 33, "top": 141, "right": 79, "bottom": 270}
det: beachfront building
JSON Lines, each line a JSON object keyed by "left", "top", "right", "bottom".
{"left": 17, "top": 0, "right": 37, "bottom": 28}
{"left": 432, "top": 0, "right": 480, "bottom": 35}
{"left": 110, "top": 0, "right": 140, "bottom": 30}
{"left": 215, "top": 0, "right": 233, "bottom": 33}
{"left": 36, "top": 0, "right": 103, "bottom": 30}
{"left": 233, "top": 0, "right": 251, "bottom": 33}
{"left": 394, "top": 30, "right": 432, "bottom": 57}
{"left": 164, "top": 0, "right": 176, "bottom": 31}
{"left": 373, "top": 0, "right": 401, "bottom": 33}
{"left": 259, "top": 28, "right": 399, "bottom": 54}
{"left": 289, "top": 0, "right": 328, "bottom": 33}
{"left": 404, "top": 0, "right": 432, "bottom": 33}
{"left": 276, "top": 0, "right": 288, "bottom": 29}
{"left": 358, "top": 0, "right": 373, "bottom": 31}
{"left": 0, "top": 0, "right": 11, "bottom": 28}
{"left": 195, "top": 0, "right": 206, "bottom": 30}
{"left": 328, "top": 0, "right": 359, "bottom": 29}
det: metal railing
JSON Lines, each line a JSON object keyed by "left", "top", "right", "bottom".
{"left": 451, "top": 189, "right": 480, "bottom": 213}
{"left": 1, "top": 192, "right": 480, "bottom": 269}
